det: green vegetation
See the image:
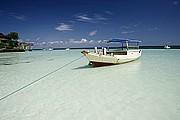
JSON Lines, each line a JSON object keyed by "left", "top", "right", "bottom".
{"left": 0, "top": 32, "right": 23, "bottom": 49}
{"left": 7, "top": 32, "right": 19, "bottom": 40}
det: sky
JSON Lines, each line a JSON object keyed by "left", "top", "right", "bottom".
{"left": 0, "top": 0, "right": 180, "bottom": 47}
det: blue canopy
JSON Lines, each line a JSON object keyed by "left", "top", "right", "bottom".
{"left": 107, "top": 38, "right": 141, "bottom": 43}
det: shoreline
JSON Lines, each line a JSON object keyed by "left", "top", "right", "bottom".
{"left": 0, "top": 48, "right": 25, "bottom": 52}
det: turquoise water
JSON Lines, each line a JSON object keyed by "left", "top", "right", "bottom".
{"left": 0, "top": 49, "right": 180, "bottom": 120}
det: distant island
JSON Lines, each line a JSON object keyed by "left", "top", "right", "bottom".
{"left": 0, "top": 32, "right": 26, "bottom": 52}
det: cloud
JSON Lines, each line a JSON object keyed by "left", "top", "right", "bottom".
{"left": 13, "top": 15, "right": 27, "bottom": 21}
{"left": 77, "top": 14, "right": 92, "bottom": 21}
{"left": 89, "top": 40, "right": 94, "bottom": 43}
{"left": 148, "top": 27, "right": 158, "bottom": 31}
{"left": 105, "top": 11, "right": 114, "bottom": 15}
{"left": 36, "top": 38, "right": 40, "bottom": 41}
{"left": 69, "top": 39, "right": 78, "bottom": 44}
{"left": 120, "top": 25, "right": 130, "bottom": 29}
{"left": 35, "top": 41, "right": 64, "bottom": 46}
{"left": 8, "top": 13, "right": 28, "bottom": 21}
{"left": 75, "top": 13, "right": 108, "bottom": 23}
{"left": 80, "top": 39, "right": 88, "bottom": 43}
{"left": 47, "top": 41, "right": 64, "bottom": 44}
{"left": 0, "top": 11, "right": 27, "bottom": 20}
{"left": 76, "top": 14, "right": 94, "bottom": 23}
{"left": 89, "top": 30, "right": 97, "bottom": 36}
{"left": 98, "top": 40, "right": 103, "bottom": 43}
{"left": 94, "top": 14, "right": 108, "bottom": 20}
{"left": 34, "top": 39, "right": 105, "bottom": 47}
{"left": 120, "top": 22, "right": 141, "bottom": 29}
{"left": 55, "top": 23, "right": 73, "bottom": 31}
{"left": 121, "top": 31, "right": 135, "bottom": 34}
{"left": 133, "top": 24, "right": 138, "bottom": 27}
{"left": 69, "top": 38, "right": 88, "bottom": 44}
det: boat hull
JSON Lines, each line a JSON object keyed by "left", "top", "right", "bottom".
{"left": 90, "top": 61, "right": 116, "bottom": 67}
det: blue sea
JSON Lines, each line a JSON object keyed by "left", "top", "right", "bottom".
{"left": 0, "top": 49, "right": 180, "bottom": 120}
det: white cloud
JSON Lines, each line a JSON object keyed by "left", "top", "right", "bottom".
{"left": 75, "top": 13, "right": 108, "bottom": 23}
{"left": 133, "top": 24, "right": 138, "bottom": 27}
{"left": 69, "top": 39, "right": 79, "bottom": 44}
{"left": 121, "top": 22, "right": 141, "bottom": 29}
{"left": 48, "top": 41, "right": 64, "bottom": 44}
{"left": 0, "top": 12, "right": 27, "bottom": 21}
{"left": 94, "top": 14, "right": 108, "bottom": 20}
{"left": 59, "top": 41, "right": 64, "bottom": 44}
{"left": 89, "top": 40, "right": 94, "bottom": 43}
{"left": 76, "top": 14, "right": 93, "bottom": 23}
{"left": 121, "top": 25, "right": 130, "bottom": 29}
{"left": 78, "top": 15, "right": 92, "bottom": 20}
{"left": 35, "top": 40, "right": 64, "bottom": 46}
{"left": 68, "top": 38, "right": 88, "bottom": 44}
{"left": 14, "top": 15, "right": 27, "bottom": 21}
{"left": 7, "top": 12, "right": 28, "bottom": 21}
{"left": 80, "top": 39, "right": 88, "bottom": 43}
{"left": 121, "top": 31, "right": 135, "bottom": 34}
{"left": 69, "top": 39, "right": 76, "bottom": 43}
{"left": 89, "top": 30, "right": 97, "bottom": 36}
{"left": 8, "top": 13, "right": 27, "bottom": 21}
{"left": 98, "top": 40, "right": 102, "bottom": 43}
{"left": 55, "top": 23, "right": 73, "bottom": 31}
{"left": 148, "top": 27, "right": 158, "bottom": 31}
{"left": 105, "top": 11, "right": 114, "bottom": 15}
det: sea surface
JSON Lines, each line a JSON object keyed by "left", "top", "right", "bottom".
{"left": 0, "top": 49, "right": 180, "bottom": 120}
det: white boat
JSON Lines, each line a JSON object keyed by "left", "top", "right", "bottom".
{"left": 66, "top": 48, "right": 70, "bottom": 50}
{"left": 48, "top": 48, "right": 53, "bottom": 51}
{"left": 81, "top": 38, "right": 142, "bottom": 67}
{"left": 164, "top": 45, "right": 170, "bottom": 49}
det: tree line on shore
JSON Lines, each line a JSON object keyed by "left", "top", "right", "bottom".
{"left": 0, "top": 32, "right": 21, "bottom": 49}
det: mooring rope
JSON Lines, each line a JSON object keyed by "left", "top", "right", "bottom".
{"left": 0, "top": 55, "right": 84, "bottom": 101}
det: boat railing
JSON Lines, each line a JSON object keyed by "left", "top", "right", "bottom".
{"left": 107, "top": 50, "right": 127, "bottom": 55}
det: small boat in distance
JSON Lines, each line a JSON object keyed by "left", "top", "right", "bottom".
{"left": 164, "top": 45, "right": 170, "bottom": 49}
{"left": 81, "top": 38, "right": 142, "bottom": 67}
{"left": 66, "top": 48, "right": 70, "bottom": 51}
{"left": 48, "top": 48, "right": 53, "bottom": 51}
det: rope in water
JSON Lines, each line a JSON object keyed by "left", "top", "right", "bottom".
{"left": 0, "top": 55, "right": 84, "bottom": 101}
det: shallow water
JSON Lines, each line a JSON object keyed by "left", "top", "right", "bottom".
{"left": 0, "top": 49, "right": 180, "bottom": 120}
